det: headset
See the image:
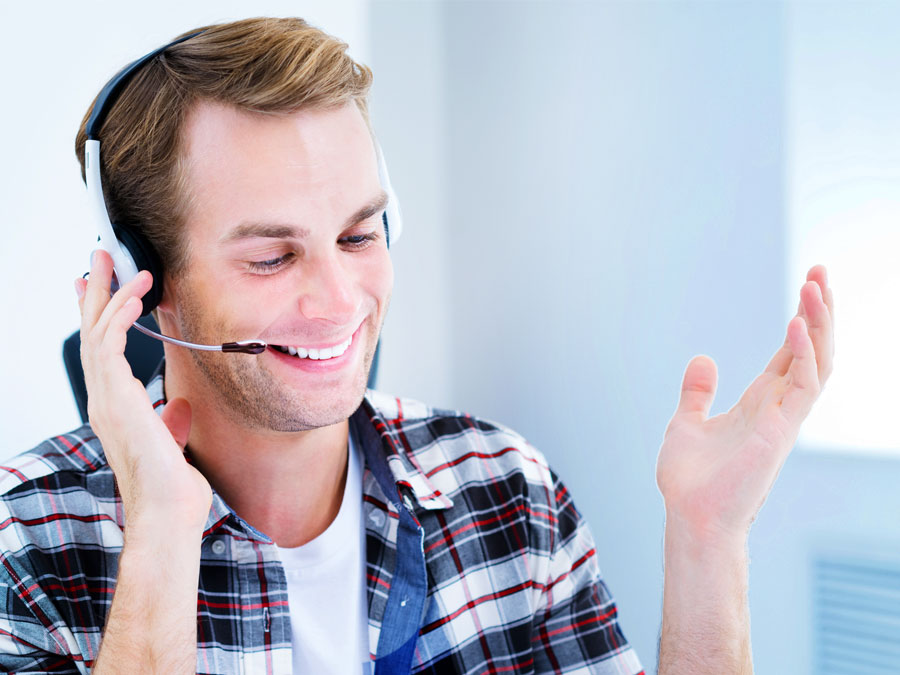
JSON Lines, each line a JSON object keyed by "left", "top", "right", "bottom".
{"left": 84, "top": 30, "right": 402, "bottom": 354}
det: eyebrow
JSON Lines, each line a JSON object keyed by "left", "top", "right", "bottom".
{"left": 221, "top": 191, "right": 389, "bottom": 243}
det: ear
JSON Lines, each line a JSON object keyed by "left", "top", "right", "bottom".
{"left": 154, "top": 271, "right": 178, "bottom": 327}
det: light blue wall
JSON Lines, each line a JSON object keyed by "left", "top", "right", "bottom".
{"left": 370, "top": 1, "right": 453, "bottom": 407}
{"left": 748, "top": 451, "right": 900, "bottom": 674}
{"left": 442, "top": 3, "right": 787, "bottom": 669}
{"left": 373, "top": 1, "right": 788, "bottom": 670}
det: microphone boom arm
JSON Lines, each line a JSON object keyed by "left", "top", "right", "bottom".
{"left": 130, "top": 321, "right": 267, "bottom": 354}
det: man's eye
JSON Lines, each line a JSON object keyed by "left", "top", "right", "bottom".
{"left": 247, "top": 253, "right": 293, "bottom": 274}
{"left": 341, "top": 232, "right": 379, "bottom": 248}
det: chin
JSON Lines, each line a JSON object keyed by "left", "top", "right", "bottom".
{"left": 281, "top": 386, "right": 368, "bottom": 432}
{"left": 186, "top": 333, "right": 376, "bottom": 433}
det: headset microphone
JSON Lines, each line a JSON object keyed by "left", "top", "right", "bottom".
{"left": 84, "top": 31, "right": 402, "bottom": 356}
{"left": 130, "top": 321, "right": 267, "bottom": 354}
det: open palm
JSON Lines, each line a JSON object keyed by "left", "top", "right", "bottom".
{"left": 656, "top": 266, "right": 834, "bottom": 538}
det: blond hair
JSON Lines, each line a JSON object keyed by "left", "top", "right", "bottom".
{"left": 75, "top": 17, "right": 373, "bottom": 275}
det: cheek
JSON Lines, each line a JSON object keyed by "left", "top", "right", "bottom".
{"left": 367, "top": 252, "right": 394, "bottom": 306}
{"left": 232, "top": 282, "right": 305, "bottom": 337}
{"left": 176, "top": 264, "right": 269, "bottom": 333}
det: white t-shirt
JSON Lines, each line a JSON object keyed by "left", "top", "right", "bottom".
{"left": 275, "top": 433, "right": 369, "bottom": 674}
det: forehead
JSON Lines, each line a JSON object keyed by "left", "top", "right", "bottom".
{"left": 180, "top": 101, "right": 379, "bottom": 237}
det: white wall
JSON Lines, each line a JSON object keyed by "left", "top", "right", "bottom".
{"left": 0, "top": 1, "right": 368, "bottom": 454}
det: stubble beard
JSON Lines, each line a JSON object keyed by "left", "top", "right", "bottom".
{"left": 177, "top": 290, "right": 380, "bottom": 433}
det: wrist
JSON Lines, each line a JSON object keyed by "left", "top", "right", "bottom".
{"left": 118, "top": 474, "right": 212, "bottom": 533}
{"left": 124, "top": 507, "right": 209, "bottom": 545}
{"left": 663, "top": 508, "right": 749, "bottom": 558}
{"left": 662, "top": 512, "right": 750, "bottom": 621}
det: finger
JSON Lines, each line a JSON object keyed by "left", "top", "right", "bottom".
{"left": 81, "top": 299, "right": 145, "bottom": 419}
{"left": 81, "top": 252, "right": 154, "bottom": 337}
{"left": 806, "top": 264, "right": 834, "bottom": 320}
{"left": 799, "top": 279, "right": 834, "bottom": 386}
{"left": 780, "top": 316, "right": 820, "bottom": 424}
{"left": 74, "top": 277, "right": 88, "bottom": 313}
{"left": 81, "top": 250, "right": 115, "bottom": 329}
{"left": 765, "top": 272, "right": 834, "bottom": 380}
{"left": 98, "top": 296, "right": 145, "bottom": 358}
{"left": 90, "top": 269, "right": 153, "bottom": 347}
{"left": 767, "top": 296, "right": 810, "bottom": 380}
{"left": 159, "top": 397, "right": 193, "bottom": 450}
{"left": 674, "top": 355, "right": 718, "bottom": 422}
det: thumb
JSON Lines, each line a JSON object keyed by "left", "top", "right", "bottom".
{"left": 159, "top": 397, "right": 192, "bottom": 450}
{"left": 675, "top": 355, "right": 718, "bottom": 422}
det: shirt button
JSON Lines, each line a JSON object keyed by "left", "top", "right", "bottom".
{"left": 211, "top": 539, "right": 226, "bottom": 555}
{"left": 368, "top": 510, "right": 386, "bottom": 528}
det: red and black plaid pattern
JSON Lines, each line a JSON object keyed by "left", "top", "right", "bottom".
{"left": 0, "top": 374, "right": 642, "bottom": 674}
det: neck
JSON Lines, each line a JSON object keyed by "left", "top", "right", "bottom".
{"left": 163, "top": 355, "right": 351, "bottom": 549}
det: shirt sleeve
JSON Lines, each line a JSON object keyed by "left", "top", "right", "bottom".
{"left": 0, "top": 546, "right": 83, "bottom": 674}
{"left": 531, "top": 470, "right": 644, "bottom": 674}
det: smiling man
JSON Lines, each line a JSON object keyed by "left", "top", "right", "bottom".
{"left": 0, "top": 17, "right": 833, "bottom": 675}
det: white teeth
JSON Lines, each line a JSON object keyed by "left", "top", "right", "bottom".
{"left": 281, "top": 334, "right": 353, "bottom": 360}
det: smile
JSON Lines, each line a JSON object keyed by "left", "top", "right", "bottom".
{"left": 270, "top": 334, "right": 353, "bottom": 360}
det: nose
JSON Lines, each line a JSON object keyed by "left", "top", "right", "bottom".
{"left": 297, "top": 250, "right": 358, "bottom": 325}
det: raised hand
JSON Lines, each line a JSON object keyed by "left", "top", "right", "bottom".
{"left": 656, "top": 265, "right": 834, "bottom": 540}
{"left": 76, "top": 250, "right": 211, "bottom": 529}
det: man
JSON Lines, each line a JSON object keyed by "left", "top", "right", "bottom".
{"left": 0, "top": 17, "right": 833, "bottom": 674}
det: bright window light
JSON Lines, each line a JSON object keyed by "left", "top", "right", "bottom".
{"left": 788, "top": 2, "right": 900, "bottom": 454}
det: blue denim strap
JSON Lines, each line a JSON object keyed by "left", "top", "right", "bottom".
{"left": 374, "top": 506, "right": 426, "bottom": 675}
{"left": 352, "top": 410, "right": 428, "bottom": 675}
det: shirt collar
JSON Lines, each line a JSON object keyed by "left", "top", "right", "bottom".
{"left": 352, "top": 395, "right": 454, "bottom": 512}
{"left": 144, "top": 368, "right": 452, "bottom": 541}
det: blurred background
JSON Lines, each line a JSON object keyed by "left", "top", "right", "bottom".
{"left": 2, "top": 1, "right": 898, "bottom": 672}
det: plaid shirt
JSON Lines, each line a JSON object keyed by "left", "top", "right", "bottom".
{"left": 0, "top": 372, "right": 643, "bottom": 674}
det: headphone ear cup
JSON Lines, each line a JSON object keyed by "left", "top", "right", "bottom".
{"left": 111, "top": 223, "right": 165, "bottom": 316}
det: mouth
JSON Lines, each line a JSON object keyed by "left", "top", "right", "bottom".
{"left": 266, "top": 321, "right": 362, "bottom": 363}
{"left": 269, "top": 333, "right": 353, "bottom": 361}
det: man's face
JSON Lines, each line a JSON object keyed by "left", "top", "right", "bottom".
{"left": 161, "top": 101, "right": 393, "bottom": 432}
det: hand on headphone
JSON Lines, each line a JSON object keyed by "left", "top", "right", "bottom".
{"left": 75, "top": 250, "right": 212, "bottom": 529}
